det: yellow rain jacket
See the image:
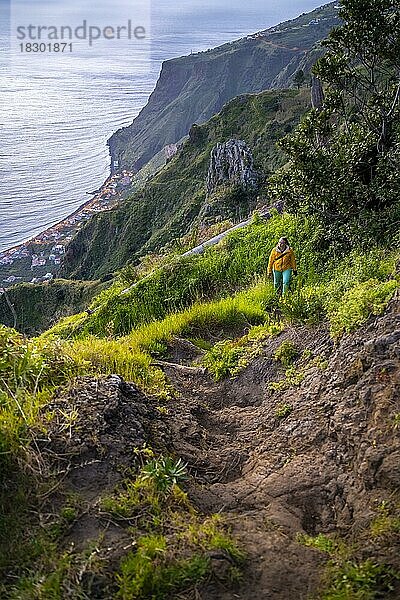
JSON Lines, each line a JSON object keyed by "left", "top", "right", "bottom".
{"left": 268, "top": 247, "right": 297, "bottom": 274}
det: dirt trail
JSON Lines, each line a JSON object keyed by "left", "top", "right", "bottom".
{"left": 37, "top": 294, "right": 400, "bottom": 599}
{"left": 159, "top": 294, "right": 400, "bottom": 599}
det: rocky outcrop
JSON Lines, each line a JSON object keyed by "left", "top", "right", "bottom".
{"left": 40, "top": 376, "right": 167, "bottom": 484}
{"left": 206, "top": 139, "right": 258, "bottom": 195}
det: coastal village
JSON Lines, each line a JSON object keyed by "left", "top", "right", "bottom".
{"left": 0, "top": 169, "right": 135, "bottom": 289}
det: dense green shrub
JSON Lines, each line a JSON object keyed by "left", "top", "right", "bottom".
{"left": 273, "top": 341, "right": 299, "bottom": 366}
{"left": 116, "top": 536, "right": 209, "bottom": 600}
{"left": 327, "top": 279, "right": 398, "bottom": 337}
{"left": 267, "top": 0, "right": 400, "bottom": 251}
{"left": 322, "top": 560, "right": 400, "bottom": 600}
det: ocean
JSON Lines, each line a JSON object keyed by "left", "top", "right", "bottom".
{"left": 0, "top": 0, "right": 323, "bottom": 253}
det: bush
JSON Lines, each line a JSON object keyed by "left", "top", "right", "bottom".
{"left": 273, "top": 341, "right": 299, "bottom": 366}
{"left": 275, "top": 403, "right": 293, "bottom": 419}
{"left": 327, "top": 279, "right": 398, "bottom": 337}
{"left": 203, "top": 321, "right": 282, "bottom": 381}
{"left": 322, "top": 560, "right": 400, "bottom": 600}
{"left": 0, "top": 326, "right": 87, "bottom": 467}
{"left": 203, "top": 339, "right": 249, "bottom": 381}
{"left": 297, "top": 533, "right": 340, "bottom": 556}
{"left": 279, "top": 285, "right": 325, "bottom": 325}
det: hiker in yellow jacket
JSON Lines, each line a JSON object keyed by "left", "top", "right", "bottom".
{"left": 268, "top": 237, "right": 297, "bottom": 295}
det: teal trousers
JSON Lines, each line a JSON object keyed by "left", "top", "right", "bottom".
{"left": 273, "top": 269, "right": 292, "bottom": 295}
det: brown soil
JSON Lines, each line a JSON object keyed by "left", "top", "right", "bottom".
{"left": 153, "top": 292, "right": 400, "bottom": 598}
{"left": 37, "top": 293, "right": 400, "bottom": 599}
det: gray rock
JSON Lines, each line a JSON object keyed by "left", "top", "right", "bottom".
{"left": 377, "top": 451, "right": 400, "bottom": 488}
{"left": 206, "top": 139, "right": 258, "bottom": 195}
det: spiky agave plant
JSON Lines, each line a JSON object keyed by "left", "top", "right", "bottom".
{"left": 140, "top": 457, "right": 188, "bottom": 494}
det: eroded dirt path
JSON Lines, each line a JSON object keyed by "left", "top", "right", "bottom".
{"left": 161, "top": 295, "right": 400, "bottom": 599}
{"left": 38, "top": 295, "right": 400, "bottom": 599}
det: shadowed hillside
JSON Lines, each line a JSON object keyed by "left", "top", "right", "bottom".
{"left": 61, "top": 88, "right": 311, "bottom": 281}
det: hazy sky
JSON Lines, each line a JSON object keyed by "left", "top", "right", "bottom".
{"left": 0, "top": 1, "right": 329, "bottom": 36}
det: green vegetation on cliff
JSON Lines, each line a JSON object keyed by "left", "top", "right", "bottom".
{"left": 1, "top": 1, "right": 400, "bottom": 597}
{"left": 46, "top": 212, "right": 399, "bottom": 396}
{"left": 108, "top": 3, "right": 339, "bottom": 171}
{"left": 61, "top": 88, "right": 311, "bottom": 281}
{"left": 270, "top": 0, "right": 400, "bottom": 251}
{"left": 0, "top": 279, "right": 106, "bottom": 336}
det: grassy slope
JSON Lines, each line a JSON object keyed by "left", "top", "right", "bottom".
{"left": 54, "top": 213, "right": 317, "bottom": 338}
{"left": 1, "top": 210, "right": 398, "bottom": 597}
{"left": 0, "top": 279, "right": 105, "bottom": 336}
{"left": 60, "top": 88, "right": 311, "bottom": 281}
{"left": 108, "top": 3, "right": 339, "bottom": 171}
{"left": 0, "top": 88, "right": 310, "bottom": 333}
{"left": 48, "top": 212, "right": 399, "bottom": 389}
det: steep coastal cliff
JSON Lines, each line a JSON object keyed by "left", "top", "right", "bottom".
{"left": 108, "top": 3, "right": 339, "bottom": 172}
{"left": 61, "top": 88, "right": 310, "bottom": 281}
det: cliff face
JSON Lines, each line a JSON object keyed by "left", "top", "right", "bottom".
{"left": 61, "top": 89, "right": 310, "bottom": 280}
{"left": 58, "top": 3, "right": 340, "bottom": 283}
{"left": 108, "top": 3, "right": 339, "bottom": 172}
